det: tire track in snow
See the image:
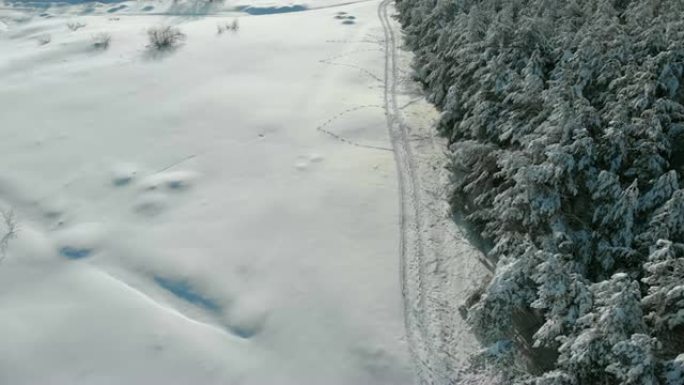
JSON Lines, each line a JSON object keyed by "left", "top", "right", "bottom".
{"left": 378, "top": 0, "right": 450, "bottom": 383}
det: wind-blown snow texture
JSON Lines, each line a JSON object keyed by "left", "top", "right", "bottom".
{"left": 0, "top": 1, "right": 415, "bottom": 384}
{"left": 396, "top": 0, "right": 684, "bottom": 384}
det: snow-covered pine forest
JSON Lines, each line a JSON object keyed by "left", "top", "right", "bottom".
{"left": 395, "top": 0, "right": 684, "bottom": 383}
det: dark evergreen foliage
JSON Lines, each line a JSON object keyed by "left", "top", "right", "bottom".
{"left": 395, "top": 0, "right": 684, "bottom": 383}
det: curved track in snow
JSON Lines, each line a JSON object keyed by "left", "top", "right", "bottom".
{"left": 378, "top": 1, "right": 444, "bottom": 383}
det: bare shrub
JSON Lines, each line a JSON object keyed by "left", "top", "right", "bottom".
{"left": 67, "top": 21, "right": 86, "bottom": 31}
{"left": 92, "top": 32, "right": 111, "bottom": 49}
{"left": 0, "top": 210, "right": 17, "bottom": 263}
{"left": 147, "top": 26, "right": 185, "bottom": 50}
{"left": 217, "top": 19, "right": 239, "bottom": 35}
{"left": 37, "top": 34, "right": 51, "bottom": 45}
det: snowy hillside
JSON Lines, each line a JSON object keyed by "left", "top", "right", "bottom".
{"left": 0, "top": 1, "right": 430, "bottom": 383}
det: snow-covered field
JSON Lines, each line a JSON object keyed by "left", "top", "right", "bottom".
{"left": 0, "top": 1, "right": 419, "bottom": 383}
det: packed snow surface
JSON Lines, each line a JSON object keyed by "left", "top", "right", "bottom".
{"left": 0, "top": 1, "right": 417, "bottom": 383}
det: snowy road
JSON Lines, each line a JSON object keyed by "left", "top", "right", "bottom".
{"left": 378, "top": 0, "right": 429, "bottom": 380}
{"left": 378, "top": 1, "right": 489, "bottom": 383}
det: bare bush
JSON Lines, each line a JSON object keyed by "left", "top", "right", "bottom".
{"left": 37, "top": 34, "right": 51, "bottom": 45}
{"left": 217, "top": 19, "right": 239, "bottom": 35}
{"left": 92, "top": 32, "right": 111, "bottom": 49}
{"left": 67, "top": 21, "right": 86, "bottom": 31}
{"left": 147, "top": 26, "right": 185, "bottom": 50}
{"left": 0, "top": 210, "right": 17, "bottom": 263}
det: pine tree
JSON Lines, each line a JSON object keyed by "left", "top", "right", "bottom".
{"left": 530, "top": 253, "right": 592, "bottom": 349}
{"left": 662, "top": 354, "right": 684, "bottom": 385}
{"left": 642, "top": 240, "right": 684, "bottom": 334}
{"left": 557, "top": 274, "right": 646, "bottom": 383}
{"left": 605, "top": 334, "right": 659, "bottom": 385}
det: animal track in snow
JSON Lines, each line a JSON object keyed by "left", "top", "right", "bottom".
{"left": 314, "top": 105, "right": 391, "bottom": 152}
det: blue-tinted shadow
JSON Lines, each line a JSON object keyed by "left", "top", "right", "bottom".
{"left": 229, "top": 324, "right": 259, "bottom": 339}
{"left": 235, "top": 4, "right": 307, "bottom": 15}
{"left": 106, "top": 4, "right": 126, "bottom": 12}
{"left": 60, "top": 246, "right": 92, "bottom": 260}
{"left": 154, "top": 276, "right": 221, "bottom": 313}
